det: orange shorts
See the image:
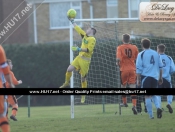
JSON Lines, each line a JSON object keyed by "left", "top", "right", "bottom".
{"left": 120, "top": 70, "right": 136, "bottom": 85}
{"left": 8, "top": 95, "right": 17, "bottom": 106}
{"left": 0, "top": 95, "right": 7, "bottom": 116}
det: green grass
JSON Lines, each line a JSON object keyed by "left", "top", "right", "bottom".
{"left": 9, "top": 102, "right": 175, "bottom": 132}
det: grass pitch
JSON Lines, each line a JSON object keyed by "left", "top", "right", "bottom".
{"left": 9, "top": 102, "right": 175, "bottom": 132}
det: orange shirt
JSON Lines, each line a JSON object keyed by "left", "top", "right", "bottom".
{"left": 6, "top": 71, "right": 18, "bottom": 88}
{"left": 116, "top": 44, "right": 138, "bottom": 71}
{"left": 0, "top": 45, "right": 10, "bottom": 88}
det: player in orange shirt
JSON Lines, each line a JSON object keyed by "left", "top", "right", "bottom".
{"left": 0, "top": 45, "right": 15, "bottom": 132}
{"left": 116, "top": 34, "right": 139, "bottom": 115}
{"left": 5, "top": 59, "right": 22, "bottom": 121}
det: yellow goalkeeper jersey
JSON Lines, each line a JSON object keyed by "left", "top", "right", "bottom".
{"left": 74, "top": 25, "right": 96, "bottom": 58}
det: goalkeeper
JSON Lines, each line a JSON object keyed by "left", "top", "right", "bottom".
{"left": 60, "top": 17, "right": 97, "bottom": 103}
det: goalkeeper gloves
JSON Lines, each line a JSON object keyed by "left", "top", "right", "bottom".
{"left": 67, "top": 17, "right": 75, "bottom": 24}
{"left": 71, "top": 46, "right": 81, "bottom": 52}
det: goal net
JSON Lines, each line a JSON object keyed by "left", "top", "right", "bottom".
{"left": 69, "top": 18, "right": 175, "bottom": 118}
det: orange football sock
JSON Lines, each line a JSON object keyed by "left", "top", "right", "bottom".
{"left": 122, "top": 96, "right": 127, "bottom": 104}
{"left": 11, "top": 104, "right": 18, "bottom": 116}
{"left": 0, "top": 117, "right": 10, "bottom": 132}
{"left": 131, "top": 95, "right": 137, "bottom": 107}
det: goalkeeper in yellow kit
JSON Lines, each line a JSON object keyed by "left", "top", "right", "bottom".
{"left": 60, "top": 17, "right": 97, "bottom": 103}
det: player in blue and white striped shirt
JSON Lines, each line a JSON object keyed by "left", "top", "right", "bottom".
{"left": 136, "top": 38, "right": 163, "bottom": 119}
{"left": 157, "top": 44, "right": 175, "bottom": 114}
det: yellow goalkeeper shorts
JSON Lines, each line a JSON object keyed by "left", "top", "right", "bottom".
{"left": 71, "top": 55, "right": 91, "bottom": 77}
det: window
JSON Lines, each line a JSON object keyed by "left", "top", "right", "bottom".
{"left": 128, "top": 0, "right": 150, "bottom": 18}
{"left": 106, "top": 0, "right": 118, "bottom": 18}
{"left": 49, "top": 2, "right": 82, "bottom": 29}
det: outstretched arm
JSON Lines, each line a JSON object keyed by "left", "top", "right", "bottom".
{"left": 68, "top": 18, "right": 86, "bottom": 37}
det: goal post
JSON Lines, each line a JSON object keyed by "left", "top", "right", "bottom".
{"left": 69, "top": 17, "right": 139, "bottom": 87}
{"left": 69, "top": 22, "right": 74, "bottom": 119}
{"left": 69, "top": 18, "right": 139, "bottom": 119}
{"left": 69, "top": 18, "right": 175, "bottom": 119}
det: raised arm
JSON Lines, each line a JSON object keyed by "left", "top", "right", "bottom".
{"left": 68, "top": 18, "right": 86, "bottom": 38}
{"left": 74, "top": 25, "right": 86, "bottom": 37}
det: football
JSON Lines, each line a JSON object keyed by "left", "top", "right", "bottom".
{"left": 67, "top": 9, "right": 77, "bottom": 18}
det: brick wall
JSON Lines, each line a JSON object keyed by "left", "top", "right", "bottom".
{"left": 36, "top": 3, "right": 70, "bottom": 43}
{"left": 36, "top": 0, "right": 175, "bottom": 43}
{"left": 36, "top": 1, "right": 106, "bottom": 43}
{"left": 117, "top": 0, "right": 175, "bottom": 39}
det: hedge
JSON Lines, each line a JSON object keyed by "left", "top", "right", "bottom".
{"left": 3, "top": 43, "right": 70, "bottom": 88}
{"left": 2, "top": 37, "right": 175, "bottom": 106}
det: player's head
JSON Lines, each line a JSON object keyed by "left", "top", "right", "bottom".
{"left": 86, "top": 27, "right": 96, "bottom": 36}
{"left": 122, "top": 34, "right": 130, "bottom": 43}
{"left": 157, "top": 44, "right": 166, "bottom": 53}
{"left": 141, "top": 38, "right": 151, "bottom": 49}
{"left": 7, "top": 59, "right": 13, "bottom": 70}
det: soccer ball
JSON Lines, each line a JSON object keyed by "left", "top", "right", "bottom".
{"left": 67, "top": 9, "right": 77, "bottom": 18}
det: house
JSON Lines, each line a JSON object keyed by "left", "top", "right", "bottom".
{"left": 0, "top": 0, "right": 32, "bottom": 44}
{"left": 26, "top": 0, "right": 175, "bottom": 44}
